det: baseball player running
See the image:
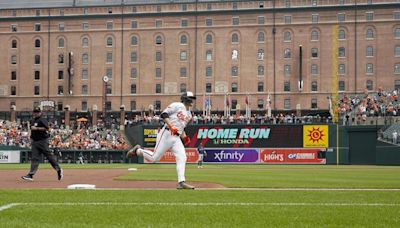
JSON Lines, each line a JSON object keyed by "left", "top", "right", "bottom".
{"left": 126, "top": 92, "right": 196, "bottom": 189}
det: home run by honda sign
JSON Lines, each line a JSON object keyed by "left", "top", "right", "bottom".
{"left": 185, "top": 125, "right": 303, "bottom": 148}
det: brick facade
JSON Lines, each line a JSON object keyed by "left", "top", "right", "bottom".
{"left": 0, "top": 0, "right": 399, "bottom": 114}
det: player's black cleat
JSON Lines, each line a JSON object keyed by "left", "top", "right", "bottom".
{"left": 57, "top": 169, "right": 63, "bottom": 180}
{"left": 177, "top": 181, "right": 195, "bottom": 190}
{"left": 21, "top": 175, "right": 33, "bottom": 181}
{"left": 126, "top": 144, "right": 141, "bottom": 158}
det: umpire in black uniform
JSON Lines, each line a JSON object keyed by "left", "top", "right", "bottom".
{"left": 22, "top": 107, "right": 63, "bottom": 181}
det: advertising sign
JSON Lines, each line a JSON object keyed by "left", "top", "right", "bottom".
{"left": 260, "top": 148, "right": 326, "bottom": 164}
{"left": 185, "top": 125, "right": 303, "bottom": 148}
{"left": 303, "top": 125, "right": 329, "bottom": 148}
{"left": 203, "top": 148, "right": 259, "bottom": 163}
{"left": 143, "top": 127, "right": 158, "bottom": 147}
{"left": 143, "top": 148, "right": 198, "bottom": 164}
{"left": 0, "top": 151, "right": 21, "bottom": 163}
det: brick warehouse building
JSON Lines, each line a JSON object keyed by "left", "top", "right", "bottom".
{"left": 0, "top": 0, "right": 399, "bottom": 116}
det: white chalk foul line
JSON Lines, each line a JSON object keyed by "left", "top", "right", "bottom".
{"left": 1, "top": 202, "right": 399, "bottom": 212}
{"left": 203, "top": 188, "right": 400, "bottom": 191}
{"left": 0, "top": 203, "right": 21, "bottom": 212}
{"left": 94, "top": 188, "right": 400, "bottom": 191}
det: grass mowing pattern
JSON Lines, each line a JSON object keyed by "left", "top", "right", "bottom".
{"left": 116, "top": 164, "right": 400, "bottom": 189}
{"left": 1, "top": 164, "right": 400, "bottom": 227}
{"left": 1, "top": 190, "right": 400, "bottom": 227}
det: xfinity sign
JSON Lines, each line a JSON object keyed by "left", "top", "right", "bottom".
{"left": 204, "top": 149, "right": 259, "bottom": 163}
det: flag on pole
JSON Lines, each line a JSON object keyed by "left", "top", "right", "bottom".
{"left": 225, "top": 94, "right": 231, "bottom": 117}
{"left": 267, "top": 93, "right": 271, "bottom": 106}
{"left": 207, "top": 94, "right": 212, "bottom": 116}
{"left": 245, "top": 94, "right": 250, "bottom": 118}
{"left": 203, "top": 93, "right": 206, "bottom": 116}
{"left": 267, "top": 92, "right": 272, "bottom": 117}
{"left": 205, "top": 98, "right": 212, "bottom": 109}
{"left": 328, "top": 96, "right": 333, "bottom": 118}
{"left": 224, "top": 94, "right": 227, "bottom": 117}
{"left": 227, "top": 95, "right": 230, "bottom": 116}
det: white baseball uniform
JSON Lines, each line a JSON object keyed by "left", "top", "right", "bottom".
{"left": 136, "top": 102, "right": 192, "bottom": 183}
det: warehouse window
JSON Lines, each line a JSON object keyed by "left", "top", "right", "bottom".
{"left": 131, "top": 36, "right": 138, "bottom": 46}
{"left": 257, "top": 32, "right": 265, "bottom": 42}
{"left": 180, "top": 35, "right": 188, "bottom": 44}
{"left": 180, "top": 67, "right": 187, "bottom": 78}
{"left": 11, "top": 40, "right": 17, "bottom": 48}
{"left": 206, "top": 34, "right": 213, "bottom": 44}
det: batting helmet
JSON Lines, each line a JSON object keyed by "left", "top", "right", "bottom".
{"left": 181, "top": 91, "right": 196, "bottom": 104}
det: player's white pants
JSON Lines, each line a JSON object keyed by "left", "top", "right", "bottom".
{"left": 137, "top": 127, "right": 187, "bottom": 183}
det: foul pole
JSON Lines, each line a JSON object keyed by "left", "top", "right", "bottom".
{"left": 331, "top": 25, "right": 340, "bottom": 166}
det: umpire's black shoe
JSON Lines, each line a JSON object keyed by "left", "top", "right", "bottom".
{"left": 21, "top": 175, "right": 33, "bottom": 181}
{"left": 126, "top": 144, "right": 141, "bottom": 158}
{"left": 57, "top": 169, "right": 63, "bottom": 181}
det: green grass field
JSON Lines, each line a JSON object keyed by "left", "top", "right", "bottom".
{"left": 1, "top": 164, "right": 400, "bottom": 227}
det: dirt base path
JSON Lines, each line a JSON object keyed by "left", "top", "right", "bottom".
{"left": 0, "top": 169, "right": 225, "bottom": 189}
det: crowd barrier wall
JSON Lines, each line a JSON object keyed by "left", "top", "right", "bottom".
{"left": 1, "top": 124, "right": 398, "bottom": 165}
{"left": 15, "top": 150, "right": 135, "bottom": 164}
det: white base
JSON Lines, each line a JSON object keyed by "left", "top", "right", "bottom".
{"left": 128, "top": 168, "right": 138, "bottom": 171}
{"left": 67, "top": 184, "right": 96, "bottom": 189}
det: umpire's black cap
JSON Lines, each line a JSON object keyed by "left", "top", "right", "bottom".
{"left": 33, "top": 107, "right": 41, "bottom": 113}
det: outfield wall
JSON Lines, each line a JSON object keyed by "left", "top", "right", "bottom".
{"left": 136, "top": 124, "right": 329, "bottom": 164}
{"left": 1, "top": 124, "right": 399, "bottom": 165}
{"left": 128, "top": 124, "right": 399, "bottom": 165}
{"left": 376, "top": 141, "right": 400, "bottom": 165}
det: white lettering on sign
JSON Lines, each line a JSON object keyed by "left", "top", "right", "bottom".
{"left": 40, "top": 100, "right": 55, "bottom": 107}
{"left": 197, "top": 128, "right": 270, "bottom": 139}
{"left": 214, "top": 150, "right": 244, "bottom": 162}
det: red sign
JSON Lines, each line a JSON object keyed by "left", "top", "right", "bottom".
{"left": 260, "top": 148, "right": 326, "bottom": 164}
{"left": 143, "top": 148, "right": 198, "bottom": 163}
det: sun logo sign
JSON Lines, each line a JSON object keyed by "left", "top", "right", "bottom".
{"left": 303, "top": 125, "right": 329, "bottom": 148}
{"left": 308, "top": 127, "right": 324, "bottom": 143}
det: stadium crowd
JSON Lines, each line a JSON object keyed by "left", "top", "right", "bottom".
{"left": 1, "top": 113, "right": 331, "bottom": 150}
{"left": 337, "top": 88, "right": 399, "bottom": 125}
{"left": 1, "top": 88, "right": 399, "bottom": 149}
{"left": 0, "top": 120, "right": 129, "bottom": 150}
{"left": 127, "top": 112, "right": 332, "bottom": 125}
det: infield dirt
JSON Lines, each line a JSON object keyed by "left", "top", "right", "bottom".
{"left": 0, "top": 169, "right": 225, "bottom": 189}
